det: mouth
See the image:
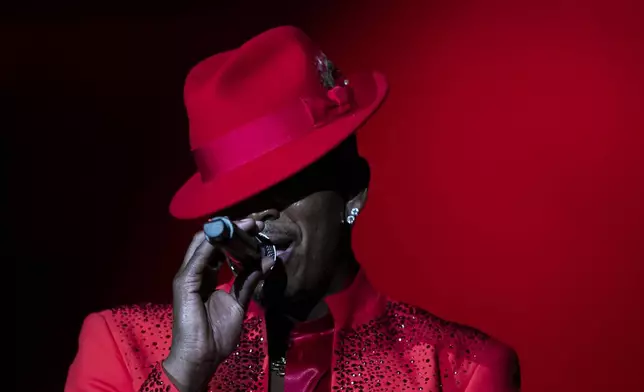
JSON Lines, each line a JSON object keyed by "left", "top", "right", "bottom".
{"left": 274, "top": 241, "right": 295, "bottom": 262}
{"left": 260, "top": 220, "right": 299, "bottom": 263}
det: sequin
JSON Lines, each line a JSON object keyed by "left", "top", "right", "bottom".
{"left": 331, "top": 302, "right": 497, "bottom": 391}
{"left": 106, "top": 297, "right": 515, "bottom": 392}
{"left": 139, "top": 362, "right": 167, "bottom": 392}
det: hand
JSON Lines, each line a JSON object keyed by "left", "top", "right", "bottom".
{"left": 162, "top": 219, "right": 274, "bottom": 392}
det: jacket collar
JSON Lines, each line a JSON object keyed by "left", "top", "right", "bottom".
{"left": 323, "top": 268, "right": 387, "bottom": 329}
{"left": 225, "top": 268, "right": 387, "bottom": 330}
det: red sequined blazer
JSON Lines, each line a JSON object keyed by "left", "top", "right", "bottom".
{"left": 65, "top": 270, "right": 520, "bottom": 391}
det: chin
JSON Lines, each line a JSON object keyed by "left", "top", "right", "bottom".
{"left": 283, "top": 283, "right": 303, "bottom": 300}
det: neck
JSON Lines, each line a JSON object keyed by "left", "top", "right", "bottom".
{"left": 265, "top": 254, "right": 358, "bottom": 361}
{"left": 266, "top": 249, "right": 359, "bottom": 324}
{"left": 304, "top": 255, "right": 360, "bottom": 321}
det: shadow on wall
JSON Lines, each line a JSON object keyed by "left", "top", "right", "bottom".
{"left": 9, "top": 3, "right": 333, "bottom": 390}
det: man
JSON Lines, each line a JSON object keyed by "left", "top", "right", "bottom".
{"left": 65, "top": 26, "right": 520, "bottom": 392}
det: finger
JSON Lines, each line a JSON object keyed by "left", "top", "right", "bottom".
{"left": 233, "top": 218, "right": 261, "bottom": 235}
{"left": 199, "top": 253, "right": 224, "bottom": 300}
{"left": 177, "top": 238, "right": 216, "bottom": 287}
{"left": 229, "top": 256, "right": 277, "bottom": 308}
{"left": 255, "top": 220, "right": 265, "bottom": 232}
{"left": 179, "top": 231, "right": 206, "bottom": 273}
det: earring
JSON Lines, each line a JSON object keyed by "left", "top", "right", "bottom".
{"left": 345, "top": 207, "right": 360, "bottom": 225}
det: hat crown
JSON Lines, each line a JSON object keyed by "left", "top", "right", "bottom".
{"left": 184, "top": 26, "right": 334, "bottom": 149}
{"left": 169, "top": 26, "right": 387, "bottom": 220}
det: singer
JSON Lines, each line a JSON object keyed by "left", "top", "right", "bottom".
{"left": 65, "top": 27, "right": 520, "bottom": 392}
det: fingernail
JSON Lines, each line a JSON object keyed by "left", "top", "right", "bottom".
{"left": 236, "top": 218, "right": 255, "bottom": 229}
{"left": 256, "top": 221, "right": 265, "bottom": 232}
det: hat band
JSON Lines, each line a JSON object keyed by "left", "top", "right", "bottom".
{"left": 193, "top": 87, "right": 354, "bottom": 182}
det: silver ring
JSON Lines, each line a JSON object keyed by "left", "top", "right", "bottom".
{"left": 256, "top": 232, "right": 277, "bottom": 261}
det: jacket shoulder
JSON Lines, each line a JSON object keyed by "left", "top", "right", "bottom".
{"left": 66, "top": 304, "right": 174, "bottom": 392}
{"left": 98, "top": 304, "right": 174, "bottom": 371}
{"left": 384, "top": 300, "right": 518, "bottom": 364}
{"left": 103, "top": 303, "right": 173, "bottom": 327}
{"left": 384, "top": 300, "right": 520, "bottom": 389}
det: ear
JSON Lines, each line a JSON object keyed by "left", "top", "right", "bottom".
{"left": 345, "top": 188, "right": 368, "bottom": 217}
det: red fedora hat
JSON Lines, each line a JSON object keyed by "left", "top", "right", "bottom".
{"left": 169, "top": 26, "right": 388, "bottom": 219}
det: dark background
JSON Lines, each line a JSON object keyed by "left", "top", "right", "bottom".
{"left": 8, "top": 1, "right": 644, "bottom": 391}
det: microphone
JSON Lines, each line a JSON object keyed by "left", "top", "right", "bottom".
{"left": 203, "top": 216, "right": 277, "bottom": 276}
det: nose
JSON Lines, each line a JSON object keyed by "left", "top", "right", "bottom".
{"left": 250, "top": 209, "right": 280, "bottom": 222}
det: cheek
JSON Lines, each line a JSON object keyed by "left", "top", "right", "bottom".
{"left": 288, "top": 194, "right": 345, "bottom": 271}
{"left": 303, "top": 200, "right": 344, "bottom": 256}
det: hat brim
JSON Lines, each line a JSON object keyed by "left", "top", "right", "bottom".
{"left": 169, "top": 71, "right": 388, "bottom": 220}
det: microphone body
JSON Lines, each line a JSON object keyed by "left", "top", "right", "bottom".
{"left": 203, "top": 217, "right": 276, "bottom": 275}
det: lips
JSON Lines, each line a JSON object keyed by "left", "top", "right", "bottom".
{"left": 262, "top": 234, "right": 295, "bottom": 262}
{"left": 275, "top": 242, "right": 295, "bottom": 261}
{"left": 260, "top": 221, "right": 299, "bottom": 263}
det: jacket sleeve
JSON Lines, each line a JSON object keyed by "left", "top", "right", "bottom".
{"left": 65, "top": 312, "right": 179, "bottom": 392}
{"left": 464, "top": 347, "right": 521, "bottom": 392}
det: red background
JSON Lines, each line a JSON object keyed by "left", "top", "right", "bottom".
{"left": 9, "top": 2, "right": 644, "bottom": 391}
